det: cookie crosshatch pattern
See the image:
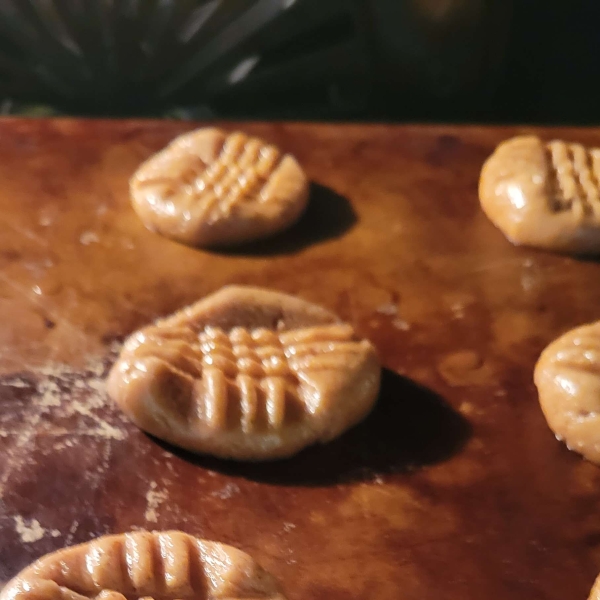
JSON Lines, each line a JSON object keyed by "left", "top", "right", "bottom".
{"left": 131, "top": 129, "right": 308, "bottom": 247}
{"left": 0, "top": 531, "right": 286, "bottom": 600}
{"left": 108, "top": 286, "right": 381, "bottom": 460}
{"left": 479, "top": 136, "right": 600, "bottom": 254}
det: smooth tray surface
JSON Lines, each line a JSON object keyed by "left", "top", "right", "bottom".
{"left": 0, "top": 119, "right": 599, "bottom": 600}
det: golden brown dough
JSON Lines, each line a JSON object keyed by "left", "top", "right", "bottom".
{"left": 589, "top": 573, "right": 600, "bottom": 600}
{"left": 479, "top": 135, "right": 600, "bottom": 254}
{"left": 130, "top": 128, "right": 309, "bottom": 247}
{"left": 107, "top": 285, "right": 381, "bottom": 460}
{"left": 534, "top": 320, "right": 600, "bottom": 464}
{"left": 0, "top": 530, "right": 285, "bottom": 600}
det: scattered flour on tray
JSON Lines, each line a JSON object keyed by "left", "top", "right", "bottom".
{"left": 211, "top": 482, "right": 240, "bottom": 500}
{"left": 145, "top": 481, "right": 168, "bottom": 523}
{"left": 0, "top": 346, "right": 132, "bottom": 550}
{"left": 14, "top": 516, "right": 61, "bottom": 543}
{"left": 376, "top": 303, "right": 398, "bottom": 316}
{"left": 29, "top": 347, "right": 127, "bottom": 441}
{"left": 0, "top": 345, "right": 127, "bottom": 499}
{"left": 2, "top": 378, "right": 30, "bottom": 388}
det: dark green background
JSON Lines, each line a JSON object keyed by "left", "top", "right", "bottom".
{"left": 2, "top": 0, "right": 598, "bottom": 124}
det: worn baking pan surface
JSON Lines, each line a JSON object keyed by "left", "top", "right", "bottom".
{"left": 0, "top": 120, "right": 599, "bottom": 600}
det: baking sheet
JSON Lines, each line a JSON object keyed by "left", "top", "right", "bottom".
{"left": 0, "top": 119, "right": 599, "bottom": 600}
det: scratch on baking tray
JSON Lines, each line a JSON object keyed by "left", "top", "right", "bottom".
{"left": 13, "top": 516, "right": 61, "bottom": 543}
{"left": 4, "top": 218, "right": 49, "bottom": 248}
{"left": 145, "top": 481, "right": 168, "bottom": 523}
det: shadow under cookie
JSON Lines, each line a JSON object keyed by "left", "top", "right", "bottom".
{"left": 212, "top": 183, "right": 357, "bottom": 257}
{"left": 152, "top": 369, "right": 471, "bottom": 486}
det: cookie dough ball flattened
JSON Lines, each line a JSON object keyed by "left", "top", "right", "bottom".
{"left": 0, "top": 530, "right": 285, "bottom": 600}
{"left": 534, "top": 321, "right": 600, "bottom": 464}
{"left": 130, "top": 128, "right": 309, "bottom": 247}
{"left": 589, "top": 574, "right": 600, "bottom": 600}
{"left": 107, "top": 286, "right": 381, "bottom": 461}
{"left": 479, "top": 135, "right": 600, "bottom": 254}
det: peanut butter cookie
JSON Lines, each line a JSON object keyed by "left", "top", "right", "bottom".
{"left": 107, "top": 285, "right": 381, "bottom": 460}
{"left": 130, "top": 128, "right": 309, "bottom": 247}
{"left": 589, "top": 573, "right": 600, "bottom": 600}
{"left": 0, "top": 530, "right": 285, "bottom": 600}
{"left": 534, "top": 320, "right": 600, "bottom": 464}
{"left": 479, "top": 135, "right": 600, "bottom": 254}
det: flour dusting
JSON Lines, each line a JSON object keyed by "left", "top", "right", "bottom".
{"left": 2, "top": 378, "right": 30, "bottom": 388}
{"left": 451, "top": 302, "right": 466, "bottom": 319}
{"left": 79, "top": 231, "right": 100, "bottom": 246}
{"left": 392, "top": 318, "right": 411, "bottom": 331}
{"left": 14, "top": 516, "right": 45, "bottom": 543}
{"left": 29, "top": 351, "right": 127, "bottom": 442}
{"left": 36, "top": 378, "right": 62, "bottom": 408}
{"left": 0, "top": 347, "right": 127, "bottom": 500}
{"left": 376, "top": 303, "right": 398, "bottom": 316}
{"left": 211, "top": 483, "right": 240, "bottom": 500}
{"left": 145, "top": 481, "right": 168, "bottom": 523}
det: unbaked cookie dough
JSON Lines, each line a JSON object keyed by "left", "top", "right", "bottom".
{"left": 589, "top": 573, "right": 600, "bottom": 600}
{"left": 534, "top": 320, "right": 600, "bottom": 464}
{"left": 0, "top": 530, "right": 285, "bottom": 600}
{"left": 479, "top": 135, "right": 600, "bottom": 254}
{"left": 107, "top": 285, "right": 381, "bottom": 460}
{"left": 131, "top": 128, "right": 309, "bottom": 247}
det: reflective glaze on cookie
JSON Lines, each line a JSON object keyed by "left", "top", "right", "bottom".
{"left": 479, "top": 135, "right": 600, "bottom": 254}
{"left": 0, "top": 531, "right": 285, "bottom": 600}
{"left": 130, "top": 128, "right": 309, "bottom": 247}
{"left": 107, "top": 286, "right": 381, "bottom": 460}
{"left": 534, "top": 320, "right": 600, "bottom": 464}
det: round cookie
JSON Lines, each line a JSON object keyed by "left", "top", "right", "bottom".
{"left": 534, "top": 320, "right": 600, "bottom": 464}
{"left": 0, "top": 530, "right": 285, "bottom": 600}
{"left": 130, "top": 128, "right": 309, "bottom": 247}
{"left": 107, "top": 285, "right": 381, "bottom": 461}
{"left": 479, "top": 135, "right": 600, "bottom": 254}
